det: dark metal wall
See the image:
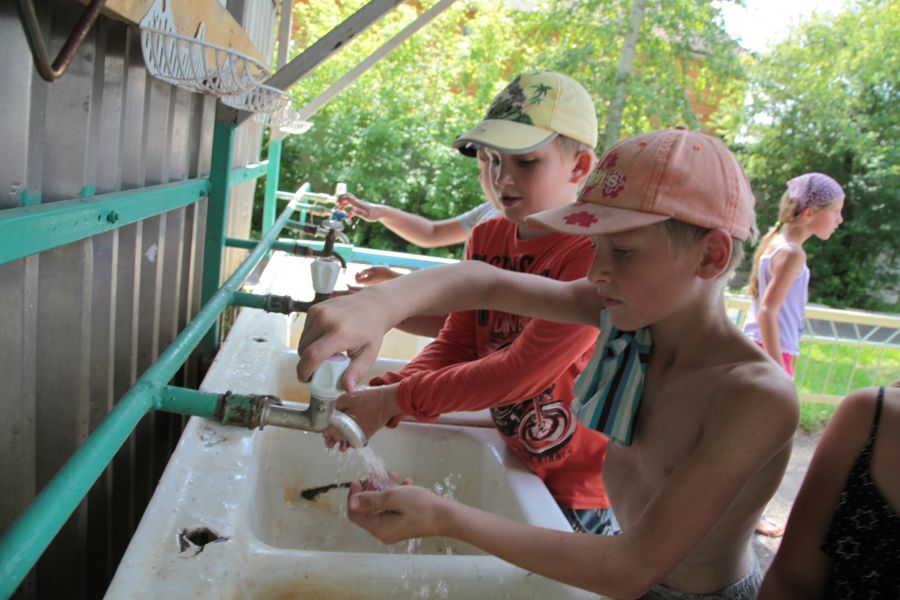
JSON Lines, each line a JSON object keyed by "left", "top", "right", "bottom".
{"left": 0, "top": 1, "right": 276, "bottom": 598}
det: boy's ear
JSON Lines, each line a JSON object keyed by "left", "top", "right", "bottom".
{"left": 696, "top": 229, "right": 732, "bottom": 279}
{"left": 570, "top": 149, "right": 596, "bottom": 185}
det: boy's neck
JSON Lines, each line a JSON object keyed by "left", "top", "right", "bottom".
{"left": 646, "top": 292, "right": 734, "bottom": 369}
{"left": 516, "top": 222, "right": 554, "bottom": 240}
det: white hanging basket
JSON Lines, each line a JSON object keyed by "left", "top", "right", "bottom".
{"left": 261, "top": 106, "right": 313, "bottom": 135}
{"left": 221, "top": 84, "right": 291, "bottom": 115}
{"left": 221, "top": 83, "right": 312, "bottom": 136}
{"left": 139, "top": 0, "right": 268, "bottom": 96}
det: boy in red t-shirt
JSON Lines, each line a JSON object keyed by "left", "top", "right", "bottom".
{"left": 324, "top": 71, "right": 614, "bottom": 533}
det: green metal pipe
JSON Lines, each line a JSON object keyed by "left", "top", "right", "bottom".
{"left": 0, "top": 381, "right": 156, "bottom": 599}
{"left": 0, "top": 178, "right": 210, "bottom": 265}
{"left": 0, "top": 196, "right": 302, "bottom": 598}
{"left": 224, "top": 238, "right": 457, "bottom": 272}
{"left": 159, "top": 386, "right": 267, "bottom": 429}
{"left": 200, "top": 115, "right": 238, "bottom": 354}
{"left": 156, "top": 386, "right": 220, "bottom": 419}
{"left": 224, "top": 237, "right": 321, "bottom": 255}
{"left": 262, "top": 139, "right": 283, "bottom": 234}
{"left": 230, "top": 161, "right": 269, "bottom": 186}
{"left": 230, "top": 290, "right": 269, "bottom": 310}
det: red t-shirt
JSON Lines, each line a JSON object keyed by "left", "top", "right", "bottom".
{"left": 371, "top": 218, "right": 609, "bottom": 509}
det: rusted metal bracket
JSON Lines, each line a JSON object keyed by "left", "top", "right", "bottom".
{"left": 15, "top": 0, "right": 108, "bottom": 81}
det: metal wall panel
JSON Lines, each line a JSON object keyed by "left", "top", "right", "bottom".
{"left": 0, "top": 0, "right": 277, "bottom": 598}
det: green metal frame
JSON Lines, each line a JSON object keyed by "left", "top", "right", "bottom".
{"left": 0, "top": 179, "right": 210, "bottom": 265}
{"left": 0, "top": 111, "right": 456, "bottom": 597}
{"left": 0, "top": 172, "right": 296, "bottom": 598}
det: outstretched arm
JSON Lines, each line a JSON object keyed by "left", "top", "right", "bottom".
{"left": 297, "top": 260, "right": 601, "bottom": 390}
{"left": 338, "top": 193, "right": 468, "bottom": 248}
{"left": 348, "top": 368, "right": 799, "bottom": 597}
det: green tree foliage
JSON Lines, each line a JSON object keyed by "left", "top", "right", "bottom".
{"left": 732, "top": 0, "right": 899, "bottom": 311}
{"left": 273, "top": 1, "right": 539, "bottom": 257}
{"left": 522, "top": 0, "right": 744, "bottom": 145}
{"left": 268, "top": 0, "right": 745, "bottom": 257}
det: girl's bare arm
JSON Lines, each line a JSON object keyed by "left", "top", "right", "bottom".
{"left": 756, "top": 245, "right": 805, "bottom": 362}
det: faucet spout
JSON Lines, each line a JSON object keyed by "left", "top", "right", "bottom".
{"left": 327, "top": 411, "right": 368, "bottom": 448}
{"left": 256, "top": 397, "right": 367, "bottom": 448}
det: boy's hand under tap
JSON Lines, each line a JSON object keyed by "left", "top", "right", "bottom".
{"left": 347, "top": 477, "right": 445, "bottom": 545}
{"left": 322, "top": 383, "right": 404, "bottom": 451}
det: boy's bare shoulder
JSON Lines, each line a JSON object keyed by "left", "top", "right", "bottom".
{"left": 715, "top": 352, "right": 799, "bottom": 430}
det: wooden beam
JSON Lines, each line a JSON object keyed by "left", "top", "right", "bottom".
{"left": 264, "top": 0, "right": 404, "bottom": 91}
{"left": 296, "top": 0, "right": 458, "bottom": 121}
{"left": 83, "top": 0, "right": 263, "bottom": 62}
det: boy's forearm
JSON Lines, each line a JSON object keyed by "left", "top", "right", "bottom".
{"left": 377, "top": 206, "right": 435, "bottom": 246}
{"left": 368, "top": 261, "right": 497, "bottom": 322}
{"left": 368, "top": 262, "right": 598, "bottom": 327}
{"left": 396, "top": 320, "right": 598, "bottom": 419}
{"left": 395, "top": 314, "right": 447, "bottom": 338}
{"left": 438, "top": 499, "right": 648, "bottom": 598}
{"left": 379, "top": 207, "right": 468, "bottom": 247}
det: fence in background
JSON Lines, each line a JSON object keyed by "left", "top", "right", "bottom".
{"left": 726, "top": 295, "right": 900, "bottom": 403}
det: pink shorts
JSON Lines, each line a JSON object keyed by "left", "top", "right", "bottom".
{"left": 755, "top": 341, "right": 795, "bottom": 378}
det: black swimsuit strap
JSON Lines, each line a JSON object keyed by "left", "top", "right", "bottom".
{"left": 870, "top": 387, "right": 885, "bottom": 439}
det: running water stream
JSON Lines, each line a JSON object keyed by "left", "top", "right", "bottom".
{"left": 355, "top": 445, "right": 393, "bottom": 490}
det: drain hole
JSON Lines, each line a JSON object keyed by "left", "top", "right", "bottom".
{"left": 178, "top": 527, "right": 228, "bottom": 555}
{"left": 252, "top": 337, "right": 267, "bottom": 343}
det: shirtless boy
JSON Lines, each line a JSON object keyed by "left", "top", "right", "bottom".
{"left": 296, "top": 128, "right": 799, "bottom": 599}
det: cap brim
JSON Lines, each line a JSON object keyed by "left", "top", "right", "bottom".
{"left": 452, "top": 119, "right": 557, "bottom": 154}
{"left": 526, "top": 202, "right": 671, "bottom": 235}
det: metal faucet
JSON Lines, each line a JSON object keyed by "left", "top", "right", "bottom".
{"left": 214, "top": 354, "right": 366, "bottom": 448}
{"left": 258, "top": 396, "right": 367, "bottom": 448}
{"left": 237, "top": 221, "right": 348, "bottom": 314}
{"left": 284, "top": 212, "right": 350, "bottom": 265}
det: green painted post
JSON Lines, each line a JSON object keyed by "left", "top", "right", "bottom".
{"left": 262, "top": 138, "right": 283, "bottom": 234}
{"left": 200, "top": 113, "right": 237, "bottom": 354}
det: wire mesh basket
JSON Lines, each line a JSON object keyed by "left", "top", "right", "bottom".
{"left": 263, "top": 106, "right": 314, "bottom": 135}
{"left": 221, "top": 84, "right": 312, "bottom": 135}
{"left": 221, "top": 84, "right": 291, "bottom": 115}
{"left": 140, "top": 0, "right": 269, "bottom": 96}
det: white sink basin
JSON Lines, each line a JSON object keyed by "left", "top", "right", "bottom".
{"left": 248, "top": 421, "right": 556, "bottom": 555}
{"left": 106, "top": 253, "right": 603, "bottom": 599}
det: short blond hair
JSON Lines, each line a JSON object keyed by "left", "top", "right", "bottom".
{"left": 663, "top": 219, "right": 751, "bottom": 283}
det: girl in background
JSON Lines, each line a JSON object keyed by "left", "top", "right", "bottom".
{"left": 744, "top": 172, "right": 845, "bottom": 374}
{"left": 743, "top": 172, "right": 845, "bottom": 536}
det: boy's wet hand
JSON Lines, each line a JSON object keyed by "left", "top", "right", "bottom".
{"left": 335, "top": 385, "right": 402, "bottom": 441}
{"left": 346, "top": 482, "right": 441, "bottom": 544}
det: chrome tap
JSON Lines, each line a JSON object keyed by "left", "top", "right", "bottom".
{"left": 257, "top": 397, "right": 366, "bottom": 448}
{"left": 259, "top": 354, "right": 366, "bottom": 447}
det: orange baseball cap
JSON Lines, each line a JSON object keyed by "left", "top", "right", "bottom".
{"left": 526, "top": 128, "right": 756, "bottom": 240}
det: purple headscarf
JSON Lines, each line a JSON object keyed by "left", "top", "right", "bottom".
{"left": 787, "top": 172, "right": 845, "bottom": 211}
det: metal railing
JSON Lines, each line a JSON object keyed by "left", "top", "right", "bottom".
{"left": 726, "top": 295, "right": 900, "bottom": 403}
{"left": 0, "top": 192, "right": 308, "bottom": 598}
